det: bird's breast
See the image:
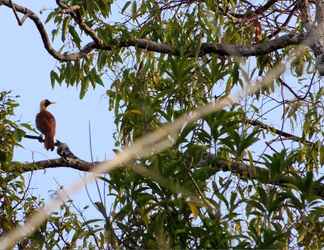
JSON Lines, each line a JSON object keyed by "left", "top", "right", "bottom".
{"left": 36, "top": 110, "right": 56, "bottom": 135}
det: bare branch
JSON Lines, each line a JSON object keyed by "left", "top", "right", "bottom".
{"left": 11, "top": 158, "right": 92, "bottom": 173}
{"left": 197, "top": 33, "right": 306, "bottom": 56}
{"left": 17, "top": 135, "right": 97, "bottom": 172}
{"left": 8, "top": 0, "right": 28, "bottom": 25}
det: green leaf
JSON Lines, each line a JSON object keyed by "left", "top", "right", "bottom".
{"left": 50, "top": 70, "right": 59, "bottom": 88}
{"left": 45, "top": 11, "right": 56, "bottom": 24}
{"left": 61, "top": 16, "right": 70, "bottom": 42}
{"left": 320, "top": 145, "right": 324, "bottom": 166}
{"left": 80, "top": 80, "right": 89, "bottom": 99}
{"left": 131, "top": 1, "right": 137, "bottom": 20}
{"left": 69, "top": 25, "right": 81, "bottom": 48}
{"left": 97, "top": 0, "right": 110, "bottom": 17}
{"left": 94, "top": 202, "right": 108, "bottom": 219}
{"left": 121, "top": 1, "right": 131, "bottom": 14}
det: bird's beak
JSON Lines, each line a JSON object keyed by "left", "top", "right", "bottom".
{"left": 50, "top": 101, "right": 56, "bottom": 105}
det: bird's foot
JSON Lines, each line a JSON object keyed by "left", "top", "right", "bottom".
{"left": 37, "top": 135, "right": 44, "bottom": 143}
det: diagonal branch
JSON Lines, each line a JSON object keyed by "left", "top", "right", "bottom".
{"left": 9, "top": 0, "right": 28, "bottom": 25}
{"left": 0, "top": 0, "right": 309, "bottom": 61}
{"left": 55, "top": 0, "right": 103, "bottom": 46}
{"left": 244, "top": 118, "right": 313, "bottom": 145}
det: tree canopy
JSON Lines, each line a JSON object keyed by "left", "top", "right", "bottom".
{"left": 0, "top": 0, "right": 323, "bottom": 249}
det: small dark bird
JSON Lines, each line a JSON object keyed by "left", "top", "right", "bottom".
{"left": 36, "top": 99, "right": 56, "bottom": 151}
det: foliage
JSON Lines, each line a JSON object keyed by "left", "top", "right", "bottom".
{"left": 0, "top": 91, "right": 25, "bottom": 164}
{"left": 0, "top": 92, "right": 107, "bottom": 249}
{"left": 1, "top": 0, "right": 324, "bottom": 249}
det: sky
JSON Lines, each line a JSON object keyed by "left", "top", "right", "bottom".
{"left": 0, "top": 1, "right": 115, "bottom": 215}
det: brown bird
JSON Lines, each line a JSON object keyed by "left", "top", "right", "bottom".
{"left": 36, "top": 99, "right": 56, "bottom": 151}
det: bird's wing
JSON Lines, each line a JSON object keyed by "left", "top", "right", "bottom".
{"left": 35, "top": 110, "right": 56, "bottom": 137}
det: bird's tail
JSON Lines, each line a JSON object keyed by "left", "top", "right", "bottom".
{"left": 44, "top": 136, "right": 55, "bottom": 151}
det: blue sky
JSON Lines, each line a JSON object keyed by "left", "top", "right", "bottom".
{"left": 1, "top": 1, "right": 115, "bottom": 213}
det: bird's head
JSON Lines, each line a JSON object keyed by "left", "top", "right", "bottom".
{"left": 40, "top": 99, "right": 55, "bottom": 111}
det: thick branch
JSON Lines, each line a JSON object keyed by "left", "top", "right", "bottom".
{"left": 9, "top": 152, "right": 324, "bottom": 199}
{"left": 11, "top": 158, "right": 94, "bottom": 172}
{"left": 8, "top": 136, "right": 324, "bottom": 199}
{"left": 197, "top": 33, "right": 306, "bottom": 56}
{"left": 8, "top": 137, "right": 98, "bottom": 175}
{"left": 0, "top": 0, "right": 309, "bottom": 61}
{"left": 15, "top": 135, "right": 98, "bottom": 172}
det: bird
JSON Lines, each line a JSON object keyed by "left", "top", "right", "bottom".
{"left": 36, "top": 99, "right": 56, "bottom": 151}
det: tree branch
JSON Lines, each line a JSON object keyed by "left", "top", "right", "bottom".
{"left": 10, "top": 137, "right": 98, "bottom": 173}
{"left": 227, "top": 0, "right": 278, "bottom": 19}
{"left": 277, "top": 77, "right": 302, "bottom": 100}
{"left": 7, "top": 134, "right": 323, "bottom": 199}
{"left": 11, "top": 158, "right": 93, "bottom": 173}
{"left": 8, "top": 0, "right": 28, "bottom": 25}
{"left": 0, "top": 0, "right": 309, "bottom": 61}
{"left": 55, "top": 0, "right": 103, "bottom": 46}
{"left": 0, "top": 0, "right": 99, "bottom": 61}
{"left": 244, "top": 118, "right": 313, "bottom": 145}
{"left": 8, "top": 145, "right": 324, "bottom": 199}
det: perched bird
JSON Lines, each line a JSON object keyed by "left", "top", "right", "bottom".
{"left": 36, "top": 99, "right": 56, "bottom": 151}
